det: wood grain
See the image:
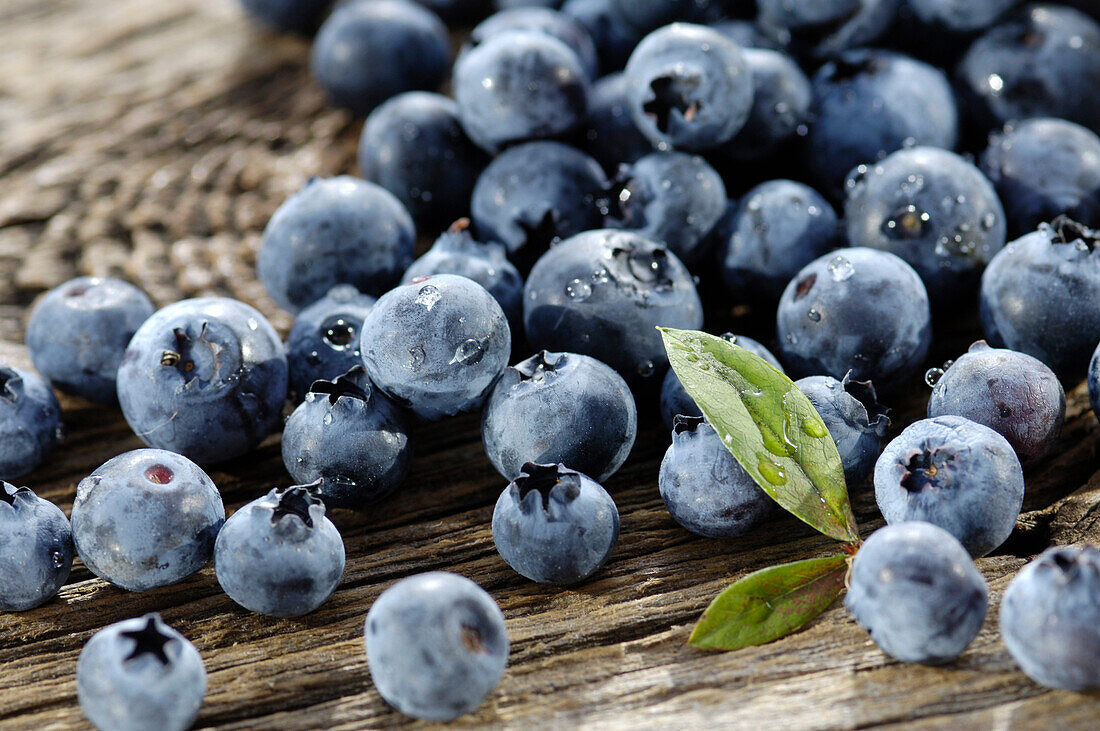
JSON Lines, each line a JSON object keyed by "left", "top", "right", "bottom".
{"left": 3, "top": 2, "right": 1100, "bottom": 729}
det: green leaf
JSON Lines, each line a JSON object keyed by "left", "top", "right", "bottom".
{"left": 689, "top": 554, "right": 849, "bottom": 650}
{"left": 659, "top": 327, "right": 860, "bottom": 544}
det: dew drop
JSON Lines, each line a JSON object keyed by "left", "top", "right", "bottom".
{"left": 565, "top": 278, "right": 592, "bottom": 300}
{"left": 637, "top": 360, "right": 655, "bottom": 377}
{"left": 757, "top": 458, "right": 788, "bottom": 486}
{"left": 451, "top": 338, "right": 487, "bottom": 366}
{"left": 408, "top": 345, "right": 426, "bottom": 366}
{"left": 826, "top": 255, "right": 854, "bottom": 282}
{"left": 807, "top": 308, "right": 822, "bottom": 322}
{"left": 802, "top": 417, "right": 828, "bottom": 439}
{"left": 924, "top": 367, "right": 944, "bottom": 387}
{"left": 415, "top": 284, "right": 442, "bottom": 310}
{"left": 51, "top": 551, "right": 65, "bottom": 569}
{"left": 322, "top": 413, "right": 334, "bottom": 425}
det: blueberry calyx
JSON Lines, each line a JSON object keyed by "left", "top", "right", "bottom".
{"left": 1050, "top": 215, "right": 1099, "bottom": 251}
{"left": 307, "top": 366, "right": 372, "bottom": 405}
{"left": 0, "top": 366, "right": 20, "bottom": 402}
{"left": 0, "top": 482, "right": 26, "bottom": 505}
{"left": 840, "top": 371, "right": 890, "bottom": 435}
{"left": 160, "top": 321, "right": 239, "bottom": 385}
{"left": 672, "top": 414, "right": 706, "bottom": 435}
{"left": 270, "top": 483, "right": 324, "bottom": 528}
{"left": 644, "top": 74, "right": 703, "bottom": 133}
{"left": 793, "top": 273, "right": 817, "bottom": 301}
{"left": 513, "top": 463, "right": 581, "bottom": 513}
{"left": 901, "top": 449, "right": 952, "bottom": 492}
{"left": 609, "top": 244, "right": 674, "bottom": 291}
{"left": 119, "top": 615, "right": 174, "bottom": 666}
{"left": 514, "top": 351, "right": 565, "bottom": 382}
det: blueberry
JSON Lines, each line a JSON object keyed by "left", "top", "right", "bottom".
{"left": 238, "top": 0, "right": 333, "bottom": 32}
{"left": 358, "top": 92, "right": 489, "bottom": 227}
{"left": 659, "top": 333, "right": 784, "bottom": 430}
{"left": 928, "top": 341, "right": 1064, "bottom": 466}
{"left": 26, "top": 276, "right": 154, "bottom": 403}
{"left": 874, "top": 415, "right": 1024, "bottom": 557}
{"left": 492, "top": 462, "right": 619, "bottom": 584}
{"left": 116, "top": 298, "right": 287, "bottom": 464}
{"left": 282, "top": 367, "right": 411, "bottom": 509}
{"left": 776, "top": 248, "right": 932, "bottom": 392}
{"left": 215, "top": 485, "right": 345, "bottom": 617}
{"left": 258, "top": 176, "right": 416, "bottom": 312}
{"left": 482, "top": 351, "right": 636, "bottom": 482}
{"left": 285, "top": 284, "right": 376, "bottom": 401}
{"left": 845, "top": 147, "right": 1006, "bottom": 303}
{"left": 1000, "top": 545, "right": 1100, "bottom": 691}
{"left": 72, "top": 449, "right": 225, "bottom": 592}
{"left": 453, "top": 30, "right": 589, "bottom": 154}
{"left": 624, "top": 23, "right": 753, "bottom": 151}
{"left": 561, "top": 0, "right": 642, "bottom": 73}
{"left": 462, "top": 7, "right": 599, "bottom": 79}
{"left": 77, "top": 614, "right": 206, "bottom": 731}
{"left": 807, "top": 50, "right": 958, "bottom": 196}
{"left": 980, "top": 217, "right": 1100, "bottom": 379}
{"left": 365, "top": 572, "right": 508, "bottom": 721}
{"left": 795, "top": 372, "right": 889, "bottom": 484}
{"left": 958, "top": 5, "right": 1100, "bottom": 132}
{"left": 719, "top": 179, "right": 840, "bottom": 304}
{"left": 582, "top": 72, "right": 658, "bottom": 173}
{"left": 471, "top": 141, "right": 607, "bottom": 264}
{"left": 845, "top": 521, "right": 987, "bottom": 665}
{"left": 602, "top": 150, "right": 726, "bottom": 262}
{"left": 0, "top": 365, "right": 61, "bottom": 479}
{"left": 980, "top": 117, "right": 1100, "bottom": 236}
{"left": 756, "top": 0, "right": 899, "bottom": 58}
{"left": 524, "top": 229, "right": 703, "bottom": 387}
{"left": 310, "top": 0, "right": 450, "bottom": 116}
{"left": 0, "top": 481, "right": 72, "bottom": 611}
{"left": 402, "top": 220, "right": 524, "bottom": 331}
{"left": 717, "top": 48, "right": 811, "bottom": 163}
{"left": 659, "top": 416, "right": 774, "bottom": 538}
{"left": 360, "top": 274, "right": 511, "bottom": 420}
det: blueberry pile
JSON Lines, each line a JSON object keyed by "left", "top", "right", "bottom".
{"left": 4, "top": 0, "right": 1100, "bottom": 726}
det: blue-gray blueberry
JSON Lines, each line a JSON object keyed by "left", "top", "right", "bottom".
{"left": 258, "top": 176, "right": 415, "bottom": 312}
{"left": 282, "top": 367, "right": 410, "bottom": 509}
{"left": 845, "top": 146, "right": 1006, "bottom": 302}
{"left": 659, "top": 416, "right": 773, "bottom": 538}
{"left": 26, "top": 276, "right": 154, "bottom": 403}
{"left": 215, "top": 485, "right": 345, "bottom": 617}
{"left": 72, "top": 449, "right": 224, "bottom": 592}
{"left": 980, "top": 217, "right": 1100, "bottom": 379}
{"left": 482, "top": 351, "right": 636, "bottom": 482}
{"left": 928, "top": 341, "right": 1064, "bottom": 466}
{"left": 310, "top": 0, "right": 450, "bottom": 115}
{"left": 1000, "top": 545, "right": 1100, "bottom": 691}
{"left": 116, "top": 297, "right": 287, "bottom": 464}
{"left": 776, "top": 248, "right": 932, "bottom": 392}
{"left": 0, "top": 364, "right": 61, "bottom": 480}
{"left": 492, "top": 463, "right": 619, "bottom": 584}
{"left": 624, "top": 23, "right": 753, "bottom": 151}
{"left": 285, "top": 284, "right": 376, "bottom": 401}
{"left": 524, "top": 229, "right": 703, "bottom": 388}
{"left": 874, "top": 415, "right": 1024, "bottom": 557}
{"left": 360, "top": 274, "right": 511, "bottom": 420}
{"left": 0, "top": 481, "right": 73, "bottom": 611}
{"left": 77, "top": 613, "right": 206, "bottom": 731}
{"left": 845, "top": 521, "right": 987, "bottom": 665}
{"left": 365, "top": 572, "right": 508, "bottom": 721}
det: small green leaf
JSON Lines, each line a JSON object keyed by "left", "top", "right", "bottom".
{"left": 659, "top": 327, "right": 859, "bottom": 544}
{"left": 689, "top": 554, "right": 849, "bottom": 650}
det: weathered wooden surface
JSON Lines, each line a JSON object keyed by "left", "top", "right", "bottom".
{"left": 3, "top": 1, "right": 1100, "bottom": 728}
